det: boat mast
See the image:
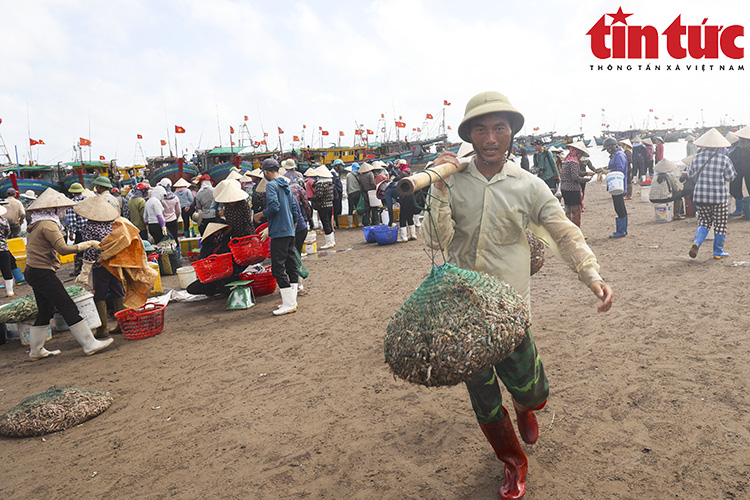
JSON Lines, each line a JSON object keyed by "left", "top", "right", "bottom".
{"left": 0, "top": 131, "right": 12, "bottom": 165}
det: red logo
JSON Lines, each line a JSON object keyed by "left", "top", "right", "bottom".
{"left": 587, "top": 7, "right": 744, "bottom": 59}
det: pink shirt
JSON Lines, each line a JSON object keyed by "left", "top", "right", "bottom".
{"left": 161, "top": 196, "right": 181, "bottom": 222}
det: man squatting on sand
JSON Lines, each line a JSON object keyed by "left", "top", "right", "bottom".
{"left": 422, "top": 91, "right": 613, "bottom": 499}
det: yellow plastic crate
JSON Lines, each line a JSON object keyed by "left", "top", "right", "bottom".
{"left": 15, "top": 255, "right": 26, "bottom": 272}
{"left": 337, "top": 214, "right": 360, "bottom": 228}
{"left": 8, "top": 238, "right": 25, "bottom": 257}
{"left": 149, "top": 262, "right": 162, "bottom": 295}
{"left": 58, "top": 252, "right": 74, "bottom": 264}
{"left": 180, "top": 237, "right": 201, "bottom": 254}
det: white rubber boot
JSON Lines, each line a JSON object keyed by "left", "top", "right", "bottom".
{"left": 28, "top": 325, "right": 61, "bottom": 361}
{"left": 320, "top": 233, "right": 335, "bottom": 249}
{"left": 70, "top": 319, "right": 114, "bottom": 355}
{"left": 273, "top": 287, "right": 297, "bottom": 316}
{"left": 408, "top": 225, "right": 418, "bottom": 240}
{"left": 398, "top": 227, "right": 408, "bottom": 242}
{"left": 280, "top": 283, "right": 299, "bottom": 308}
{"left": 5, "top": 279, "right": 14, "bottom": 297}
{"left": 297, "top": 282, "right": 305, "bottom": 296}
{"left": 330, "top": 232, "right": 336, "bottom": 247}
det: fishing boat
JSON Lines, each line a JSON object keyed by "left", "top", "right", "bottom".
{"left": 62, "top": 160, "right": 114, "bottom": 190}
{"left": 148, "top": 156, "right": 199, "bottom": 185}
{"left": 0, "top": 164, "right": 67, "bottom": 196}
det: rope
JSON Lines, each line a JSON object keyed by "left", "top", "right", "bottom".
{"left": 412, "top": 168, "right": 453, "bottom": 269}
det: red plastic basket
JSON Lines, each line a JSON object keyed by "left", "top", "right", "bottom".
{"left": 186, "top": 250, "right": 201, "bottom": 262}
{"left": 191, "top": 253, "right": 233, "bottom": 283}
{"left": 228, "top": 234, "right": 270, "bottom": 266}
{"left": 114, "top": 302, "right": 167, "bottom": 340}
{"left": 239, "top": 266, "right": 277, "bottom": 296}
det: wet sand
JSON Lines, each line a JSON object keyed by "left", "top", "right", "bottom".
{"left": 1, "top": 178, "right": 749, "bottom": 499}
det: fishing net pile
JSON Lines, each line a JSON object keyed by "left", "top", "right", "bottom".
{"left": 0, "top": 386, "right": 113, "bottom": 437}
{"left": 384, "top": 264, "right": 530, "bottom": 387}
{"left": 0, "top": 286, "right": 87, "bottom": 324}
{"left": 526, "top": 230, "right": 545, "bottom": 276}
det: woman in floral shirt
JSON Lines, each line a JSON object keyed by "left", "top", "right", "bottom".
{"left": 0, "top": 206, "right": 15, "bottom": 296}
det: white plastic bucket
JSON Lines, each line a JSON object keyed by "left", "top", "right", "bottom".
{"left": 15, "top": 321, "right": 52, "bottom": 346}
{"left": 606, "top": 171, "right": 625, "bottom": 195}
{"left": 304, "top": 231, "right": 317, "bottom": 255}
{"left": 654, "top": 203, "right": 673, "bottom": 222}
{"left": 177, "top": 266, "right": 197, "bottom": 289}
{"left": 52, "top": 291, "right": 102, "bottom": 333}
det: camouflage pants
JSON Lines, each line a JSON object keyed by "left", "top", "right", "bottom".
{"left": 465, "top": 330, "right": 549, "bottom": 424}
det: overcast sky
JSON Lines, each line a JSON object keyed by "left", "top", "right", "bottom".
{"left": 1, "top": 0, "right": 748, "bottom": 166}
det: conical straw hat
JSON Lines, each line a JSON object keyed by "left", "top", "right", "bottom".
{"left": 202, "top": 222, "right": 229, "bottom": 240}
{"left": 173, "top": 178, "right": 191, "bottom": 188}
{"left": 0, "top": 205, "right": 7, "bottom": 217}
{"left": 725, "top": 132, "right": 739, "bottom": 145}
{"left": 255, "top": 178, "right": 268, "bottom": 193}
{"left": 567, "top": 141, "right": 590, "bottom": 157}
{"left": 311, "top": 166, "right": 333, "bottom": 178}
{"left": 734, "top": 125, "right": 750, "bottom": 140}
{"left": 681, "top": 154, "right": 696, "bottom": 166}
{"left": 654, "top": 158, "right": 681, "bottom": 173}
{"left": 642, "top": 138, "right": 654, "bottom": 146}
{"left": 619, "top": 139, "right": 632, "bottom": 149}
{"left": 74, "top": 194, "right": 120, "bottom": 221}
{"left": 26, "top": 188, "right": 75, "bottom": 211}
{"left": 214, "top": 179, "right": 249, "bottom": 203}
{"left": 357, "top": 162, "right": 375, "bottom": 174}
{"left": 226, "top": 170, "right": 243, "bottom": 181}
{"left": 248, "top": 168, "right": 263, "bottom": 179}
{"left": 694, "top": 128, "right": 731, "bottom": 148}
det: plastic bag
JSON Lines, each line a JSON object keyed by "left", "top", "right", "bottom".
{"left": 293, "top": 248, "right": 309, "bottom": 279}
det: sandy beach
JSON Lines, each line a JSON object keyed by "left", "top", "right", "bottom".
{"left": 1, "top": 169, "right": 749, "bottom": 499}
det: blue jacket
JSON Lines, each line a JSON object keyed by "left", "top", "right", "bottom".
{"left": 293, "top": 196, "right": 307, "bottom": 233}
{"left": 265, "top": 176, "right": 297, "bottom": 239}
{"left": 608, "top": 149, "right": 628, "bottom": 178}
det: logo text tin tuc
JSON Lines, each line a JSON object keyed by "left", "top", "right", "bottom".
{"left": 587, "top": 7, "right": 744, "bottom": 60}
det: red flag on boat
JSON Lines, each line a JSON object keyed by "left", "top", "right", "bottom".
{"left": 367, "top": 129, "right": 374, "bottom": 135}
{"left": 601, "top": 108, "right": 605, "bottom": 112}
{"left": 381, "top": 114, "right": 384, "bottom": 118}
{"left": 417, "top": 127, "right": 421, "bottom": 132}
{"left": 231, "top": 141, "right": 236, "bottom": 146}
{"left": 293, "top": 135, "right": 300, "bottom": 141}
{"left": 444, "top": 100, "right": 451, "bottom": 106}
{"left": 654, "top": 116, "right": 659, "bottom": 120}
{"left": 278, "top": 127, "right": 284, "bottom": 134}
{"left": 99, "top": 155, "right": 106, "bottom": 161}
{"left": 426, "top": 113, "right": 433, "bottom": 119}
{"left": 649, "top": 109, "right": 653, "bottom": 112}
{"left": 39, "top": 140, "right": 45, "bottom": 145}
{"left": 447, "top": 125, "right": 452, "bottom": 130}
{"left": 160, "top": 140, "right": 167, "bottom": 146}
{"left": 137, "top": 134, "right": 143, "bottom": 139}
{"left": 399, "top": 116, "right": 402, "bottom": 120}
{"left": 244, "top": 115, "right": 248, "bottom": 121}
{"left": 318, "top": 126, "right": 322, "bottom": 131}
{"left": 175, "top": 126, "right": 185, "bottom": 134}
{"left": 581, "top": 114, "right": 586, "bottom": 117}
{"left": 80, "top": 137, "right": 92, "bottom": 146}
{"left": 254, "top": 141, "right": 260, "bottom": 147}
{"left": 321, "top": 130, "right": 329, "bottom": 136}
{"left": 30, "top": 139, "right": 39, "bottom": 146}
{"left": 303, "top": 124, "right": 306, "bottom": 129}
{"left": 0, "top": 118, "right": 2, "bottom": 124}
{"left": 395, "top": 121, "right": 406, "bottom": 128}
{"left": 261, "top": 140, "right": 266, "bottom": 145}
{"left": 230, "top": 126, "right": 235, "bottom": 134}
{"left": 339, "top": 131, "right": 345, "bottom": 136}
{"left": 355, "top": 130, "right": 362, "bottom": 135}
{"left": 263, "top": 132, "right": 268, "bottom": 137}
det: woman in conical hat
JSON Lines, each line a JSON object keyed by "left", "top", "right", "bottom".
{"left": 74, "top": 195, "right": 126, "bottom": 338}
{"left": 24, "top": 188, "right": 114, "bottom": 361}
{"left": 214, "top": 179, "right": 254, "bottom": 237}
{"left": 0, "top": 204, "right": 15, "bottom": 298}
{"left": 687, "top": 128, "right": 736, "bottom": 259}
{"left": 727, "top": 125, "right": 750, "bottom": 216}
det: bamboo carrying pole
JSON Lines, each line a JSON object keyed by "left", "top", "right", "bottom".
{"left": 396, "top": 159, "right": 470, "bottom": 196}
{"left": 396, "top": 142, "right": 475, "bottom": 196}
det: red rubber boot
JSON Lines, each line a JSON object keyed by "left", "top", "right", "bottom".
{"left": 478, "top": 408, "right": 528, "bottom": 500}
{"left": 513, "top": 399, "right": 546, "bottom": 445}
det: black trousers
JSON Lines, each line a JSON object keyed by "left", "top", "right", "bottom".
{"left": 148, "top": 223, "right": 164, "bottom": 244}
{"left": 318, "top": 206, "right": 333, "bottom": 235}
{"left": 165, "top": 220, "right": 179, "bottom": 242}
{"left": 92, "top": 265, "right": 125, "bottom": 302}
{"left": 0, "top": 250, "right": 13, "bottom": 280}
{"left": 333, "top": 196, "right": 342, "bottom": 226}
{"left": 612, "top": 194, "right": 627, "bottom": 218}
{"left": 295, "top": 229, "right": 307, "bottom": 255}
{"left": 270, "top": 236, "right": 298, "bottom": 289}
{"left": 25, "top": 266, "right": 83, "bottom": 327}
{"left": 729, "top": 169, "right": 750, "bottom": 200}
{"left": 399, "top": 194, "right": 416, "bottom": 227}
{"left": 347, "top": 191, "right": 361, "bottom": 215}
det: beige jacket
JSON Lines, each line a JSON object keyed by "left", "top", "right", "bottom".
{"left": 421, "top": 158, "right": 602, "bottom": 305}
{"left": 26, "top": 220, "right": 79, "bottom": 271}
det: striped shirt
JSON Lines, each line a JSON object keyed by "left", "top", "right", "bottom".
{"left": 688, "top": 149, "right": 736, "bottom": 205}
{"left": 65, "top": 195, "right": 88, "bottom": 235}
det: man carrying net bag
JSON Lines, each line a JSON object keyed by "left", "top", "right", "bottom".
{"left": 385, "top": 91, "right": 613, "bottom": 500}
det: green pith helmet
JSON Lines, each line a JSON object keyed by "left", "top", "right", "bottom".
{"left": 458, "top": 91, "right": 525, "bottom": 143}
{"left": 68, "top": 182, "right": 84, "bottom": 194}
{"left": 93, "top": 176, "right": 113, "bottom": 189}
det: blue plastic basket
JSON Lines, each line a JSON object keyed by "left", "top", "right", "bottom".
{"left": 362, "top": 224, "right": 387, "bottom": 243}
{"left": 373, "top": 225, "right": 399, "bottom": 245}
